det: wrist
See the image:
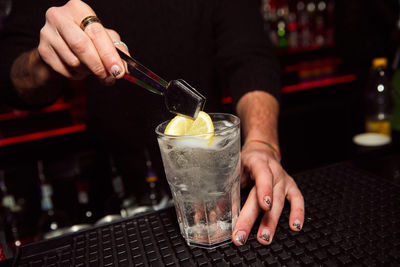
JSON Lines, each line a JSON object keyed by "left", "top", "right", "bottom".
{"left": 11, "top": 48, "right": 53, "bottom": 91}
{"left": 11, "top": 48, "right": 62, "bottom": 106}
{"left": 242, "top": 139, "right": 281, "bottom": 161}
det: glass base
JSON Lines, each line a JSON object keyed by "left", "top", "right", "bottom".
{"left": 186, "top": 238, "right": 232, "bottom": 249}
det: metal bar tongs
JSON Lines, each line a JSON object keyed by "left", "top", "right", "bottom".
{"left": 116, "top": 48, "right": 206, "bottom": 119}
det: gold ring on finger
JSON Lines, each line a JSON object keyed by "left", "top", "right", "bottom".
{"left": 80, "top": 16, "right": 102, "bottom": 31}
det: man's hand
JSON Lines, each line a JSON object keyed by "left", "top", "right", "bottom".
{"left": 10, "top": 0, "right": 131, "bottom": 105}
{"left": 233, "top": 90, "right": 305, "bottom": 245}
{"left": 38, "top": 0, "right": 128, "bottom": 84}
{"left": 232, "top": 141, "right": 305, "bottom": 245}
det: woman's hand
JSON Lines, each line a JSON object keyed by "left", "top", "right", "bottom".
{"left": 38, "top": 0, "right": 129, "bottom": 84}
{"left": 232, "top": 141, "right": 305, "bottom": 245}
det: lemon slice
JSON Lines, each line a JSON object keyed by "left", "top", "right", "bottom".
{"left": 187, "top": 111, "right": 214, "bottom": 136}
{"left": 164, "top": 111, "right": 214, "bottom": 141}
{"left": 164, "top": 115, "right": 193, "bottom": 136}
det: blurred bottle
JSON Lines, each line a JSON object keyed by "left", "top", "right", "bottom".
{"left": 391, "top": 64, "right": 400, "bottom": 150}
{"left": 364, "top": 58, "right": 393, "bottom": 137}
{"left": 0, "top": 170, "right": 23, "bottom": 252}
{"left": 296, "top": 0, "right": 311, "bottom": 48}
{"left": 141, "top": 149, "right": 161, "bottom": 207}
{"left": 105, "top": 154, "right": 136, "bottom": 215}
{"left": 391, "top": 12, "right": 400, "bottom": 151}
{"left": 391, "top": 78, "right": 400, "bottom": 150}
{"left": 276, "top": 0, "right": 289, "bottom": 48}
{"left": 73, "top": 162, "right": 95, "bottom": 224}
{"left": 314, "top": 0, "right": 327, "bottom": 47}
{"left": 262, "top": 0, "right": 278, "bottom": 45}
{"left": 36, "top": 160, "right": 69, "bottom": 240}
{"left": 0, "top": 217, "right": 12, "bottom": 260}
{"left": 287, "top": 1, "right": 298, "bottom": 49}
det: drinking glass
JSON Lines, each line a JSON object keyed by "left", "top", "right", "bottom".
{"left": 155, "top": 113, "right": 241, "bottom": 248}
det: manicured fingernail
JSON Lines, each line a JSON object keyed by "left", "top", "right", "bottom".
{"left": 111, "top": 64, "right": 121, "bottom": 77}
{"left": 104, "top": 76, "right": 115, "bottom": 86}
{"left": 259, "top": 229, "right": 270, "bottom": 242}
{"left": 235, "top": 231, "right": 246, "bottom": 245}
{"left": 264, "top": 196, "right": 271, "bottom": 209}
{"left": 293, "top": 219, "right": 302, "bottom": 230}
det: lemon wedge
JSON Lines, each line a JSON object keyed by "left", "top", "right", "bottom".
{"left": 164, "top": 111, "right": 214, "bottom": 141}
{"left": 164, "top": 115, "right": 194, "bottom": 136}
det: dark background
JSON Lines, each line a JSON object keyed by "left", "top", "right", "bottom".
{"left": 0, "top": 0, "right": 399, "bottom": 249}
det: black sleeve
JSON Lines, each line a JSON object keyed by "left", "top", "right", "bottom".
{"left": 0, "top": 0, "right": 68, "bottom": 109}
{"left": 213, "top": 0, "right": 281, "bottom": 108}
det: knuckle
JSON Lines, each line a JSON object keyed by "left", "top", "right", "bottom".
{"left": 86, "top": 24, "right": 103, "bottom": 39}
{"left": 293, "top": 186, "right": 304, "bottom": 202}
{"left": 91, "top": 64, "right": 107, "bottom": 78}
{"left": 68, "top": 57, "right": 81, "bottom": 68}
{"left": 68, "top": 0, "right": 83, "bottom": 10}
{"left": 38, "top": 43, "right": 50, "bottom": 63}
{"left": 45, "top": 7, "right": 57, "bottom": 21}
{"left": 296, "top": 193, "right": 304, "bottom": 202}
{"left": 295, "top": 207, "right": 305, "bottom": 214}
{"left": 37, "top": 43, "right": 45, "bottom": 56}
{"left": 288, "top": 178, "right": 298, "bottom": 188}
{"left": 45, "top": 7, "right": 64, "bottom": 26}
{"left": 101, "top": 51, "right": 118, "bottom": 64}
{"left": 39, "top": 28, "right": 48, "bottom": 44}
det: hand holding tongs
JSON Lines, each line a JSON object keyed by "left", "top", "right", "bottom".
{"left": 116, "top": 48, "right": 205, "bottom": 119}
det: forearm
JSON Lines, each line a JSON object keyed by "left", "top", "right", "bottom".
{"left": 236, "top": 90, "right": 280, "bottom": 149}
{"left": 10, "top": 48, "right": 63, "bottom": 106}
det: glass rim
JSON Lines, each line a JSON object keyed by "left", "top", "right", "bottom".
{"left": 155, "top": 112, "right": 240, "bottom": 138}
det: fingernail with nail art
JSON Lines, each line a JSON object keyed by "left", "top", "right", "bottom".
{"left": 293, "top": 219, "right": 301, "bottom": 230}
{"left": 264, "top": 196, "right": 271, "bottom": 209}
{"left": 235, "top": 231, "right": 246, "bottom": 245}
{"left": 259, "top": 229, "right": 270, "bottom": 242}
{"left": 111, "top": 65, "right": 121, "bottom": 77}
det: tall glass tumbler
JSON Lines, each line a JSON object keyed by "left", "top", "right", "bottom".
{"left": 155, "top": 113, "right": 241, "bottom": 248}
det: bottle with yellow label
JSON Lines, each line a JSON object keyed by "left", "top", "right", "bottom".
{"left": 364, "top": 57, "right": 393, "bottom": 136}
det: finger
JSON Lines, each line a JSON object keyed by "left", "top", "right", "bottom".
{"left": 62, "top": 24, "right": 109, "bottom": 80}
{"left": 38, "top": 41, "right": 81, "bottom": 79}
{"left": 106, "top": 29, "right": 130, "bottom": 55}
{"left": 40, "top": 26, "right": 80, "bottom": 70}
{"left": 113, "top": 41, "right": 129, "bottom": 54}
{"left": 249, "top": 157, "right": 274, "bottom": 211}
{"left": 256, "top": 182, "right": 286, "bottom": 245}
{"left": 45, "top": 7, "right": 109, "bottom": 80}
{"left": 286, "top": 181, "right": 305, "bottom": 231}
{"left": 232, "top": 186, "right": 261, "bottom": 246}
{"left": 105, "top": 29, "right": 129, "bottom": 80}
{"left": 39, "top": 21, "right": 84, "bottom": 79}
{"left": 81, "top": 19, "right": 125, "bottom": 79}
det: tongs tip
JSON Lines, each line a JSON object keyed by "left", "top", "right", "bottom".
{"left": 164, "top": 79, "right": 205, "bottom": 119}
